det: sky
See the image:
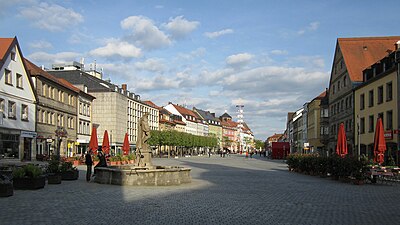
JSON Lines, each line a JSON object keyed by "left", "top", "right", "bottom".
{"left": 1, "top": 0, "right": 400, "bottom": 140}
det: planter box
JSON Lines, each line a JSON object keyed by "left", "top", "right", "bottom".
{"left": 13, "top": 176, "right": 46, "bottom": 190}
{"left": 61, "top": 170, "right": 79, "bottom": 180}
{"left": 0, "top": 183, "right": 13, "bottom": 197}
{"left": 47, "top": 174, "right": 62, "bottom": 184}
{"left": 73, "top": 161, "right": 80, "bottom": 167}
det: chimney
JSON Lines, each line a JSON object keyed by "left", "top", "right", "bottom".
{"left": 122, "top": 84, "right": 127, "bottom": 91}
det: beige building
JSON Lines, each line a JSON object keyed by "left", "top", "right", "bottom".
{"left": 26, "top": 59, "right": 79, "bottom": 158}
{"left": 48, "top": 66, "right": 159, "bottom": 154}
{"left": 354, "top": 50, "right": 398, "bottom": 161}
{"left": 328, "top": 36, "right": 400, "bottom": 156}
{"left": 307, "top": 90, "right": 328, "bottom": 154}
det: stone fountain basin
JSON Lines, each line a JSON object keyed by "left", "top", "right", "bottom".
{"left": 94, "top": 165, "right": 191, "bottom": 186}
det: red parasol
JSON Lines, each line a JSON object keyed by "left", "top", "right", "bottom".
{"left": 373, "top": 118, "right": 386, "bottom": 165}
{"left": 89, "top": 126, "right": 98, "bottom": 154}
{"left": 102, "top": 130, "right": 110, "bottom": 155}
{"left": 122, "top": 133, "right": 130, "bottom": 155}
{"left": 336, "top": 123, "right": 348, "bottom": 157}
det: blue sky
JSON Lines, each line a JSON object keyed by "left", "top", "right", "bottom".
{"left": 1, "top": 0, "right": 399, "bottom": 140}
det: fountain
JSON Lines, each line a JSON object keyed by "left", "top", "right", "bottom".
{"left": 94, "top": 113, "right": 191, "bottom": 186}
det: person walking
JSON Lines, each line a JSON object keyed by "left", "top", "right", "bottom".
{"left": 85, "top": 150, "right": 93, "bottom": 182}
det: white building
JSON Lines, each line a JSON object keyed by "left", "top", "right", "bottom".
{"left": 0, "top": 37, "right": 37, "bottom": 160}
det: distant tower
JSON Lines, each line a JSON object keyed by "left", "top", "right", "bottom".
{"left": 236, "top": 105, "right": 244, "bottom": 153}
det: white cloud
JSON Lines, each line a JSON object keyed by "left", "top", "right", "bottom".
{"left": 163, "top": 16, "right": 199, "bottom": 39}
{"left": 204, "top": 29, "right": 234, "bottom": 39}
{"left": 134, "top": 58, "right": 166, "bottom": 72}
{"left": 270, "top": 50, "right": 288, "bottom": 55}
{"left": 89, "top": 39, "right": 142, "bottom": 59}
{"left": 28, "top": 40, "right": 52, "bottom": 49}
{"left": 27, "top": 51, "right": 81, "bottom": 65}
{"left": 121, "top": 15, "right": 171, "bottom": 50}
{"left": 226, "top": 53, "right": 254, "bottom": 67}
{"left": 19, "top": 2, "right": 83, "bottom": 32}
{"left": 297, "top": 21, "right": 320, "bottom": 35}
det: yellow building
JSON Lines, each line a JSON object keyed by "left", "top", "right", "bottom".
{"left": 354, "top": 50, "right": 398, "bottom": 162}
{"left": 307, "top": 90, "right": 328, "bottom": 154}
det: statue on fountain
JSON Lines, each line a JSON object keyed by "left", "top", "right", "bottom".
{"left": 136, "top": 112, "right": 152, "bottom": 167}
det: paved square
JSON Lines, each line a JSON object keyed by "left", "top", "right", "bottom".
{"left": 1, "top": 155, "right": 400, "bottom": 225}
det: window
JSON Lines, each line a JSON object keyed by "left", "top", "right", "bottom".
{"left": 338, "top": 81, "right": 341, "bottom": 91}
{"left": 345, "top": 97, "right": 348, "bottom": 109}
{"left": 79, "top": 103, "right": 82, "bottom": 114}
{"left": 42, "top": 84, "right": 47, "bottom": 96}
{"left": 369, "top": 115, "right": 374, "bottom": 133}
{"left": 368, "top": 90, "right": 374, "bottom": 107}
{"left": 11, "top": 51, "right": 16, "bottom": 61}
{"left": 51, "top": 87, "right": 55, "bottom": 99}
{"left": 360, "top": 117, "right": 365, "bottom": 134}
{"left": 21, "top": 104, "right": 28, "bottom": 121}
{"left": 377, "top": 86, "right": 383, "bottom": 104}
{"left": 340, "top": 100, "right": 344, "bottom": 111}
{"left": 16, "top": 74, "right": 23, "bottom": 89}
{"left": 343, "top": 76, "right": 347, "bottom": 87}
{"left": 378, "top": 112, "right": 384, "bottom": 128}
{"left": 48, "top": 112, "right": 52, "bottom": 124}
{"left": 0, "top": 99, "right": 5, "bottom": 118}
{"left": 387, "top": 110, "right": 393, "bottom": 130}
{"left": 386, "top": 82, "right": 393, "bottom": 101}
{"left": 332, "top": 85, "right": 335, "bottom": 94}
{"left": 48, "top": 86, "right": 51, "bottom": 98}
{"left": 8, "top": 101, "right": 16, "bottom": 119}
{"left": 5, "top": 69, "right": 12, "bottom": 85}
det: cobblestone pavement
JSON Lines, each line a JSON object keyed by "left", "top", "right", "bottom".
{"left": 1, "top": 154, "right": 400, "bottom": 225}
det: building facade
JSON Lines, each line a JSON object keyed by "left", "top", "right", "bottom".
{"left": 307, "top": 91, "right": 327, "bottom": 154}
{"left": 26, "top": 59, "right": 80, "bottom": 158}
{"left": 354, "top": 50, "right": 398, "bottom": 162}
{"left": 0, "top": 37, "right": 37, "bottom": 160}
{"left": 328, "top": 36, "right": 400, "bottom": 156}
{"left": 48, "top": 66, "right": 158, "bottom": 154}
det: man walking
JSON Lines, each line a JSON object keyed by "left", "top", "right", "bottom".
{"left": 85, "top": 150, "right": 93, "bottom": 182}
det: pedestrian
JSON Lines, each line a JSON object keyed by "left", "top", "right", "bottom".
{"left": 94, "top": 151, "right": 107, "bottom": 175}
{"left": 85, "top": 150, "right": 93, "bottom": 182}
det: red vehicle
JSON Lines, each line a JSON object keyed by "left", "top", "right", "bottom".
{"left": 271, "top": 142, "right": 290, "bottom": 159}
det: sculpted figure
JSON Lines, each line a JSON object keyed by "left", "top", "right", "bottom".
{"left": 137, "top": 112, "right": 151, "bottom": 150}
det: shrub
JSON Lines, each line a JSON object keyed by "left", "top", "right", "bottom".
{"left": 60, "top": 161, "right": 77, "bottom": 172}
{"left": 12, "top": 164, "right": 43, "bottom": 178}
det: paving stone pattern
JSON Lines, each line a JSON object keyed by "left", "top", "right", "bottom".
{"left": 1, "top": 155, "right": 400, "bottom": 225}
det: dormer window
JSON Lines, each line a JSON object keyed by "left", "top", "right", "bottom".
{"left": 11, "top": 51, "right": 16, "bottom": 61}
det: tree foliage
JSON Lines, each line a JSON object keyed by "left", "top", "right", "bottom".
{"left": 148, "top": 130, "right": 218, "bottom": 149}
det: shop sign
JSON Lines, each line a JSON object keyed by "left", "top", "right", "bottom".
{"left": 384, "top": 130, "right": 393, "bottom": 140}
{"left": 21, "top": 131, "right": 37, "bottom": 138}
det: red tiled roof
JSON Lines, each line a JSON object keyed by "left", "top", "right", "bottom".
{"left": 143, "top": 100, "right": 162, "bottom": 110}
{"left": 25, "top": 58, "right": 79, "bottom": 94}
{"left": 174, "top": 120, "right": 186, "bottom": 125}
{"left": 221, "top": 120, "right": 238, "bottom": 129}
{"left": 338, "top": 36, "right": 400, "bottom": 82}
{"left": 172, "top": 104, "right": 198, "bottom": 122}
{"left": 0, "top": 38, "right": 14, "bottom": 64}
{"left": 312, "top": 89, "right": 328, "bottom": 101}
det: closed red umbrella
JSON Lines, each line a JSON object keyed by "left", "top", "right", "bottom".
{"left": 336, "top": 123, "right": 348, "bottom": 157}
{"left": 102, "top": 130, "right": 110, "bottom": 155}
{"left": 89, "top": 126, "right": 98, "bottom": 154}
{"left": 374, "top": 118, "right": 386, "bottom": 165}
{"left": 122, "top": 133, "right": 130, "bottom": 155}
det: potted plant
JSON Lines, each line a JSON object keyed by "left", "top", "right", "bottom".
{"left": 13, "top": 164, "right": 46, "bottom": 190}
{"left": 127, "top": 154, "right": 135, "bottom": 164}
{"left": 47, "top": 159, "right": 62, "bottom": 184}
{"left": 0, "top": 173, "right": 13, "bottom": 197}
{"left": 60, "top": 161, "right": 79, "bottom": 180}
